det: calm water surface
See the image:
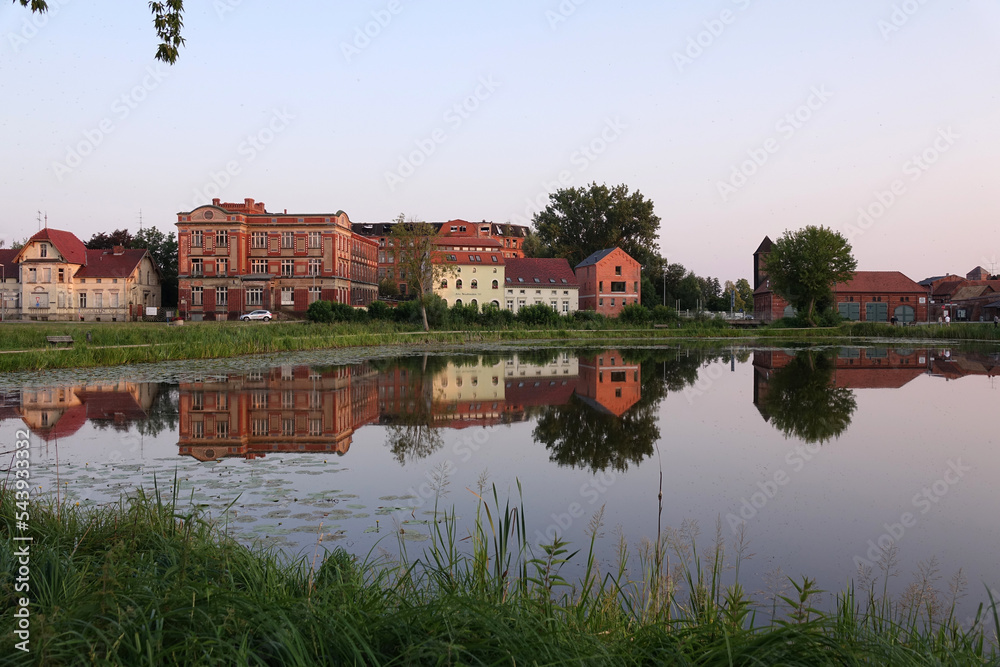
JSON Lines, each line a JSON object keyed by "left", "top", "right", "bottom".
{"left": 2, "top": 344, "right": 998, "bottom": 618}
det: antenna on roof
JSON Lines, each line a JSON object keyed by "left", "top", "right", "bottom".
{"left": 36, "top": 210, "right": 42, "bottom": 231}
{"left": 138, "top": 209, "right": 143, "bottom": 230}
{"left": 45, "top": 213, "right": 48, "bottom": 229}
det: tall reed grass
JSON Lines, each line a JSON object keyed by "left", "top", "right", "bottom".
{"left": 1, "top": 479, "right": 996, "bottom": 665}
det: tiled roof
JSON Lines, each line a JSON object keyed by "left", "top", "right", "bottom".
{"left": 504, "top": 258, "right": 578, "bottom": 287}
{"left": 834, "top": 271, "right": 923, "bottom": 294}
{"left": 932, "top": 279, "right": 965, "bottom": 298}
{"left": 75, "top": 249, "right": 147, "bottom": 278}
{"left": 754, "top": 236, "right": 774, "bottom": 254}
{"left": 576, "top": 248, "right": 618, "bottom": 269}
{"left": 27, "top": 228, "right": 87, "bottom": 265}
{"left": 0, "top": 248, "right": 19, "bottom": 270}
{"left": 950, "top": 285, "right": 990, "bottom": 301}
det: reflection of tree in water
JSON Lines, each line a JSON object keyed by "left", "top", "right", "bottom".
{"left": 763, "top": 350, "right": 857, "bottom": 443}
{"left": 137, "top": 384, "right": 177, "bottom": 437}
{"left": 385, "top": 422, "right": 444, "bottom": 465}
{"left": 534, "top": 350, "right": 712, "bottom": 473}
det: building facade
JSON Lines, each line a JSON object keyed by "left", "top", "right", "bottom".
{"left": 176, "top": 198, "right": 377, "bottom": 320}
{"left": 433, "top": 237, "right": 506, "bottom": 309}
{"left": 2, "top": 228, "right": 161, "bottom": 322}
{"left": 753, "top": 236, "right": 927, "bottom": 323}
{"left": 353, "top": 219, "right": 529, "bottom": 297}
{"left": 503, "top": 257, "right": 579, "bottom": 315}
{"left": 575, "top": 248, "right": 642, "bottom": 317}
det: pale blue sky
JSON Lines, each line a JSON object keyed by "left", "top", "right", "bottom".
{"left": 2, "top": 1, "right": 999, "bottom": 282}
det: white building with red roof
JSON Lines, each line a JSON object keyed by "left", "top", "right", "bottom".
{"left": 433, "top": 236, "right": 506, "bottom": 309}
{"left": 503, "top": 257, "right": 579, "bottom": 315}
{"left": 7, "top": 228, "right": 162, "bottom": 321}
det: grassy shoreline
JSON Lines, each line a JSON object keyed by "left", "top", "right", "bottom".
{"left": 1, "top": 319, "right": 998, "bottom": 373}
{"left": 2, "top": 483, "right": 996, "bottom": 665}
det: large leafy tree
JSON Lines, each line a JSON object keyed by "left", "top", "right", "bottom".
{"left": 763, "top": 226, "right": 857, "bottom": 325}
{"left": 85, "top": 229, "right": 134, "bottom": 250}
{"left": 15, "top": 1, "right": 185, "bottom": 64}
{"left": 133, "top": 226, "right": 178, "bottom": 307}
{"left": 531, "top": 182, "right": 661, "bottom": 269}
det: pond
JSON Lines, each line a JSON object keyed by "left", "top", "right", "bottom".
{"left": 2, "top": 343, "right": 998, "bottom": 621}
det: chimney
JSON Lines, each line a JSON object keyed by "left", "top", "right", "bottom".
{"left": 245, "top": 198, "right": 254, "bottom": 208}
{"left": 112, "top": 245, "right": 125, "bottom": 255}
{"left": 212, "top": 198, "right": 221, "bottom": 206}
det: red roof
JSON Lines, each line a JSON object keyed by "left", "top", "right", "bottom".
{"left": 0, "top": 248, "right": 19, "bottom": 270}
{"left": 26, "top": 228, "right": 88, "bottom": 265}
{"left": 75, "top": 249, "right": 147, "bottom": 278}
{"left": 504, "top": 258, "right": 578, "bottom": 286}
{"left": 834, "top": 271, "right": 923, "bottom": 294}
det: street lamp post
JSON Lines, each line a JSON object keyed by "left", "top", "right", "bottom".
{"left": 0, "top": 263, "right": 5, "bottom": 321}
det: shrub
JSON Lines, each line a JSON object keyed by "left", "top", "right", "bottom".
{"left": 366, "top": 300, "right": 393, "bottom": 321}
{"left": 306, "top": 300, "right": 334, "bottom": 323}
{"left": 449, "top": 302, "right": 481, "bottom": 327}
{"left": 650, "top": 305, "right": 677, "bottom": 323}
{"left": 480, "top": 304, "right": 515, "bottom": 328}
{"left": 618, "top": 303, "right": 650, "bottom": 325}
{"left": 517, "top": 303, "right": 562, "bottom": 326}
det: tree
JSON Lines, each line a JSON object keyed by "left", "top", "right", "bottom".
{"left": 531, "top": 182, "right": 661, "bottom": 269}
{"left": 387, "top": 214, "right": 453, "bottom": 331}
{"left": 16, "top": 0, "right": 186, "bottom": 64}
{"left": 133, "top": 226, "right": 178, "bottom": 307}
{"left": 86, "top": 229, "right": 134, "bottom": 249}
{"left": 763, "top": 226, "right": 857, "bottom": 326}
{"left": 760, "top": 350, "right": 857, "bottom": 444}
{"left": 724, "top": 278, "right": 753, "bottom": 312}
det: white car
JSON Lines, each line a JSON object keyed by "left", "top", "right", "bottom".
{"left": 240, "top": 310, "right": 272, "bottom": 321}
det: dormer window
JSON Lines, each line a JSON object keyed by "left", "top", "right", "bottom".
{"left": 40, "top": 244, "right": 48, "bottom": 258}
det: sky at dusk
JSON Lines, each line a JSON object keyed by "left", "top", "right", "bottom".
{"left": 2, "top": 1, "right": 999, "bottom": 283}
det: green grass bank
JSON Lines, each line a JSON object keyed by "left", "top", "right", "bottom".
{"left": 2, "top": 318, "right": 999, "bottom": 373}
{"left": 1, "top": 483, "right": 997, "bottom": 665}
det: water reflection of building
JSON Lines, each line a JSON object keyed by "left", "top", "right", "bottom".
{"left": 6, "top": 381, "right": 157, "bottom": 441}
{"left": 178, "top": 364, "right": 379, "bottom": 461}
{"left": 753, "top": 347, "right": 1000, "bottom": 418}
{"left": 175, "top": 353, "right": 644, "bottom": 461}
{"left": 577, "top": 351, "right": 641, "bottom": 416}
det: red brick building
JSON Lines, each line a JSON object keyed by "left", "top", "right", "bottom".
{"left": 575, "top": 248, "right": 642, "bottom": 317}
{"left": 752, "top": 236, "right": 927, "bottom": 323}
{"left": 352, "top": 219, "right": 529, "bottom": 296}
{"left": 177, "top": 198, "right": 377, "bottom": 320}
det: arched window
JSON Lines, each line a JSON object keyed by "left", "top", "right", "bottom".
{"left": 491, "top": 300, "right": 500, "bottom": 309}
{"left": 491, "top": 280, "right": 498, "bottom": 289}
{"left": 471, "top": 299, "right": 478, "bottom": 310}
{"left": 440, "top": 279, "right": 448, "bottom": 289}
{"left": 455, "top": 299, "right": 463, "bottom": 306}
{"left": 471, "top": 280, "right": 478, "bottom": 289}
{"left": 456, "top": 279, "right": 463, "bottom": 289}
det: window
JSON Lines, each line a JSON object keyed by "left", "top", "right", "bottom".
{"left": 191, "top": 391, "right": 204, "bottom": 411}
{"left": 456, "top": 279, "right": 463, "bottom": 289}
{"left": 281, "top": 288, "right": 294, "bottom": 305}
{"left": 40, "top": 243, "right": 47, "bottom": 257}
{"left": 492, "top": 280, "right": 498, "bottom": 289}
{"left": 28, "top": 268, "right": 36, "bottom": 283}
{"left": 309, "top": 231, "right": 321, "bottom": 248}
{"left": 191, "top": 258, "right": 203, "bottom": 276}
{"left": 282, "top": 232, "right": 294, "bottom": 249}
{"left": 309, "top": 287, "right": 321, "bottom": 304}
{"left": 252, "top": 232, "right": 267, "bottom": 248}
{"left": 94, "top": 292, "right": 103, "bottom": 308}
{"left": 78, "top": 292, "right": 87, "bottom": 308}
{"left": 191, "top": 230, "right": 203, "bottom": 247}
{"left": 217, "top": 286, "right": 228, "bottom": 306}
{"left": 216, "top": 230, "right": 228, "bottom": 248}
{"left": 247, "top": 287, "right": 262, "bottom": 306}
{"left": 440, "top": 279, "right": 448, "bottom": 289}
{"left": 599, "top": 281, "right": 603, "bottom": 292}
{"left": 611, "top": 299, "right": 616, "bottom": 306}
{"left": 43, "top": 268, "right": 51, "bottom": 283}
{"left": 111, "top": 292, "right": 119, "bottom": 308}
{"left": 217, "top": 258, "right": 228, "bottom": 275}
{"left": 216, "top": 421, "right": 229, "bottom": 438}
{"left": 191, "top": 286, "right": 203, "bottom": 306}
{"left": 58, "top": 268, "right": 64, "bottom": 283}
{"left": 308, "top": 259, "right": 321, "bottom": 276}
{"left": 615, "top": 265, "right": 622, "bottom": 276}
{"left": 252, "top": 419, "right": 268, "bottom": 436}
{"left": 251, "top": 259, "right": 267, "bottom": 274}
{"left": 282, "top": 418, "right": 295, "bottom": 436}
{"left": 191, "top": 420, "right": 204, "bottom": 438}
{"left": 611, "top": 281, "right": 625, "bottom": 293}
{"left": 471, "top": 280, "right": 478, "bottom": 289}
{"left": 309, "top": 419, "right": 322, "bottom": 436}
{"left": 599, "top": 298, "right": 604, "bottom": 306}
{"left": 281, "top": 260, "right": 294, "bottom": 277}
{"left": 562, "top": 301, "right": 569, "bottom": 313}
